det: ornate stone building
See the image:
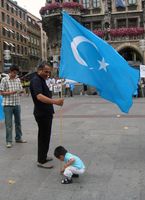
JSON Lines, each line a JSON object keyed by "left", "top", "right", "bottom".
{"left": 40, "top": 0, "right": 145, "bottom": 69}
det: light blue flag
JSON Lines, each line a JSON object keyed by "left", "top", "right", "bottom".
{"left": 59, "top": 12, "right": 139, "bottom": 113}
{"left": 116, "top": 0, "right": 126, "bottom": 7}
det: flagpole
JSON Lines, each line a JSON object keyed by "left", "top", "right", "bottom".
{"left": 58, "top": 78, "right": 63, "bottom": 173}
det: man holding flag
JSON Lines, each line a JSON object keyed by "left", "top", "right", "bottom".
{"left": 59, "top": 12, "right": 139, "bottom": 113}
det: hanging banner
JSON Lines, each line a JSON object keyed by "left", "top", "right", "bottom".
{"left": 116, "top": 0, "right": 126, "bottom": 7}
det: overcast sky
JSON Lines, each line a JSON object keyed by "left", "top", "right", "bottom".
{"left": 16, "top": 0, "right": 46, "bottom": 18}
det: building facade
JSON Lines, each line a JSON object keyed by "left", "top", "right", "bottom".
{"left": 0, "top": 0, "right": 47, "bottom": 74}
{"left": 39, "top": 22, "right": 48, "bottom": 61}
{"left": 0, "top": 0, "right": 29, "bottom": 72}
{"left": 40, "top": 0, "right": 145, "bottom": 69}
{"left": 27, "top": 13, "right": 42, "bottom": 72}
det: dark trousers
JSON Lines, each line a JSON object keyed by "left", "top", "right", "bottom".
{"left": 65, "top": 88, "right": 70, "bottom": 96}
{"left": 35, "top": 116, "right": 53, "bottom": 163}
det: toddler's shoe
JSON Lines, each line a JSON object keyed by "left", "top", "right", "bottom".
{"left": 72, "top": 174, "right": 79, "bottom": 178}
{"left": 61, "top": 178, "right": 72, "bottom": 184}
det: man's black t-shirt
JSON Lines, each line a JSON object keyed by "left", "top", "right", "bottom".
{"left": 30, "top": 74, "right": 54, "bottom": 117}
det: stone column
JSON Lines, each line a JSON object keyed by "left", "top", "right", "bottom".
{"left": 139, "top": 40, "right": 145, "bottom": 64}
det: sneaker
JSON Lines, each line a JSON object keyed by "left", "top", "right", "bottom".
{"left": 6, "top": 142, "right": 12, "bottom": 148}
{"left": 16, "top": 139, "right": 27, "bottom": 143}
{"left": 61, "top": 178, "right": 73, "bottom": 184}
{"left": 37, "top": 162, "right": 54, "bottom": 169}
{"left": 72, "top": 174, "right": 79, "bottom": 178}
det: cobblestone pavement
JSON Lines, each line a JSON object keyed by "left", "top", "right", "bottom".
{"left": 1, "top": 95, "right": 145, "bottom": 200}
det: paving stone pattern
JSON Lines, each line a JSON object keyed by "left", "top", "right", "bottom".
{"left": 0, "top": 95, "right": 145, "bottom": 200}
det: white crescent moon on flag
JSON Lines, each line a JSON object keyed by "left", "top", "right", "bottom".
{"left": 71, "top": 36, "right": 99, "bottom": 67}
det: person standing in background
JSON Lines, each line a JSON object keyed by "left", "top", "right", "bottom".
{"left": 69, "top": 83, "right": 74, "bottom": 97}
{"left": 0, "top": 65, "right": 27, "bottom": 148}
{"left": 64, "top": 80, "right": 71, "bottom": 97}
{"left": 46, "top": 71, "right": 55, "bottom": 96}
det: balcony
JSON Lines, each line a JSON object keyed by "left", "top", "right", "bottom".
{"left": 93, "top": 27, "right": 145, "bottom": 41}
{"left": 40, "top": 2, "right": 83, "bottom": 17}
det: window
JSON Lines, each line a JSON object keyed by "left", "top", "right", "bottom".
{"left": 30, "top": 37, "right": 34, "bottom": 44}
{"left": 128, "top": 0, "right": 136, "bottom": 5}
{"left": 32, "top": 48, "right": 34, "bottom": 55}
{"left": 15, "top": 8, "right": 18, "bottom": 16}
{"left": 7, "top": 15, "right": 10, "bottom": 24}
{"left": 3, "top": 42, "right": 9, "bottom": 50}
{"left": 117, "top": 19, "right": 126, "bottom": 28}
{"left": 17, "top": 45, "right": 20, "bottom": 53}
{"left": 16, "top": 21, "right": 19, "bottom": 29}
{"left": 128, "top": 18, "right": 138, "bottom": 27}
{"left": 82, "top": 0, "right": 90, "bottom": 8}
{"left": 25, "top": 47, "right": 27, "bottom": 55}
{"left": 2, "top": 28, "right": 6, "bottom": 36}
{"left": 20, "top": 23, "right": 22, "bottom": 30}
{"left": 12, "top": 31, "right": 15, "bottom": 39}
{"left": 6, "top": 4, "right": 9, "bottom": 11}
{"left": 28, "top": 47, "right": 31, "bottom": 54}
{"left": 19, "top": 11, "right": 22, "bottom": 18}
{"left": 16, "top": 32, "right": 19, "bottom": 41}
{"left": 27, "top": 17, "right": 31, "bottom": 23}
{"left": 13, "top": 45, "right": 16, "bottom": 53}
{"left": 23, "top": 13, "right": 25, "bottom": 20}
{"left": 24, "top": 38, "right": 26, "bottom": 43}
{"left": 11, "top": 7, "right": 14, "bottom": 13}
{"left": 7, "top": 31, "right": 11, "bottom": 38}
{"left": 34, "top": 38, "right": 37, "bottom": 45}
{"left": 38, "top": 40, "right": 40, "bottom": 46}
{"left": 20, "top": 35, "right": 23, "bottom": 43}
{"left": 93, "top": 21, "right": 102, "bottom": 29}
{"left": 11, "top": 18, "right": 15, "bottom": 26}
{"left": 1, "top": 0, "right": 4, "bottom": 7}
{"left": 92, "top": 0, "right": 100, "bottom": 8}
{"left": 23, "top": 25, "right": 27, "bottom": 32}
{"left": 21, "top": 46, "right": 24, "bottom": 54}
{"left": 2, "top": 12, "right": 5, "bottom": 22}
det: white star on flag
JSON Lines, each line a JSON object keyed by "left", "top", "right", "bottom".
{"left": 98, "top": 58, "right": 109, "bottom": 72}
